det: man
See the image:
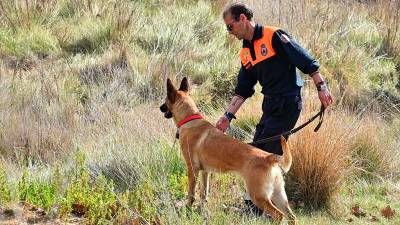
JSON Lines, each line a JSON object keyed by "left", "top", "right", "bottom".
{"left": 216, "top": 2, "right": 333, "bottom": 215}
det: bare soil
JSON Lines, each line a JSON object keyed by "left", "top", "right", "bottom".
{"left": 0, "top": 203, "right": 84, "bottom": 225}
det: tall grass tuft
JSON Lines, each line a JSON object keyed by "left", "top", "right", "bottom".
{"left": 372, "top": 0, "right": 400, "bottom": 60}
{"left": 287, "top": 90, "right": 354, "bottom": 210}
{"left": 351, "top": 113, "right": 400, "bottom": 181}
{"left": 54, "top": 17, "right": 111, "bottom": 55}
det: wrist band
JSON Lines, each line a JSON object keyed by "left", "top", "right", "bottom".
{"left": 316, "top": 81, "right": 328, "bottom": 91}
{"left": 224, "top": 112, "right": 236, "bottom": 122}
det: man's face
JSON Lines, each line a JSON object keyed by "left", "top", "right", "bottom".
{"left": 224, "top": 13, "right": 244, "bottom": 40}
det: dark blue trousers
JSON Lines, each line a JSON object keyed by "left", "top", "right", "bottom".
{"left": 252, "top": 91, "right": 302, "bottom": 155}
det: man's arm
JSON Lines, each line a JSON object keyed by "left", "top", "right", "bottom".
{"left": 216, "top": 66, "right": 256, "bottom": 132}
{"left": 273, "top": 30, "right": 333, "bottom": 108}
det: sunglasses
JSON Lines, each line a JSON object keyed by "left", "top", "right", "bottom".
{"left": 226, "top": 23, "right": 233, "bottom": 32}
{"left": 226, "top": 21, "right": 236, "bottom": 32}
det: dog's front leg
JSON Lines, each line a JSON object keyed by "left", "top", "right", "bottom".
{"left": 187, "top": 166, "right": 199, "bottom": 206}
{"left": 199, "top": 171, "right": 209, "bottom": 205}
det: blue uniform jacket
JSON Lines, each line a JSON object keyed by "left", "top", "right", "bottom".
{"left": 235, "top": 24, "right": 320, "bottom": 99}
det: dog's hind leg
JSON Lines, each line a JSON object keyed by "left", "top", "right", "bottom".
{"left": 246, "top": 175, "right": 284, "bottom": 223}
{"left": 251, "top": 194, "right": 284, "bottom": 223}
{"left": 199, "top": 171, "right": 209, "bottom": 204}
{"left": 271, "top": 178, "right": 296, "bottom": 225}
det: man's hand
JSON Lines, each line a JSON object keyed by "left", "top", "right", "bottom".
{"left": 310, "top": 72, "right": 333, "bottom": 108}
{"left": 216, "top": 95, "right": 245, "bottom": 132}
{"left": 216, "top": 116, "right": 230, "bottom": 133}
{"left": 318, "top": 89, "right": 333, "bottom": 108}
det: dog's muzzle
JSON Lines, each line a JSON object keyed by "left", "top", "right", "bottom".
{"left": 160, "top": 103, "right": 173, "bottom": 118}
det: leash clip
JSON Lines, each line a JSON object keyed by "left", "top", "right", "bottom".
{"left": 175, "top": 128, "right": 180, "bottom": 139}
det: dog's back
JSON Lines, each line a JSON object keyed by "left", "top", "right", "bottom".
{"left": 178, "top": 119, "right": 292, "bottom": 174}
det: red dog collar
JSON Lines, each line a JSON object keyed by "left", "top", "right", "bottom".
{"left": 177, "top": 114, "right": 203, "bottom": 128}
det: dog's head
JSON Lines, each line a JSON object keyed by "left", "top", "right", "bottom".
{"left": 160, "top": 77, "right": 196, "bottom": 121}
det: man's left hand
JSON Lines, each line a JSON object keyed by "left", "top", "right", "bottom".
{"left": 318, "top": 90, "right": 333, "bottom": 108}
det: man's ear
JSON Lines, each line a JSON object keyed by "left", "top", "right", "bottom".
{"left": 167, "top": 78, "right": 177, "bottom": 103}
{"left": 179, "top": 77, "right": 189, "bottom": 93}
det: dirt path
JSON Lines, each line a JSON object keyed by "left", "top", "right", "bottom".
{"left": 0, "top": 203, "right": 84, "bottom": 225}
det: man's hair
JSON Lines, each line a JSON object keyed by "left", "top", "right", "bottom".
{"left": 223, "top": 2, "right": 253, "bottom": 21}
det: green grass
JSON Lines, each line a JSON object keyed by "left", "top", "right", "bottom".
{"left": 55, "top": 17, "right": 111, "bottom": 55}
{"left": 0, "top": 25, "right": 60, "bottom": 58}
{"left": 339, "top": 180, "right": 400, "bottom": 225}
{"left": 0, "top": 166, "right": 12, "bottom": 207}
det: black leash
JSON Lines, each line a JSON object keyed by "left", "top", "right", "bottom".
{"left": 249, "top": 105, "right": 325, "bottom": 145}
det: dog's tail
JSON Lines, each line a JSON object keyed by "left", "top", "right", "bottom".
{"left": 279, "top": 136, "right": 292, "bottom": 173}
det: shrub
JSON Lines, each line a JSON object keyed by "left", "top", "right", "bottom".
{"left": 18, "top": 169, "right": 56, "bottom": 211}
{"left": 60, "top": 153, "right": 118, "bottom": 224}
{"left": 286, "top": 94, "right": 354, "bottom": 210}
{"left": 0, "top": 166, "right": 12, "bottom": 207}
{"left": 128, "top": 181, "right": 158, "bottom": 220}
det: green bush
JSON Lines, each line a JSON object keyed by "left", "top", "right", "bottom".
{"left": 18, "top": 170, "right": 56, "bottom": 211}
{"left": 0, "top": 166, "right": 12, "bottom": 206}
{"left": 168, "top": 174, "right": 188, "bottom": 200}
{"left": 60, "top": 153, "right": 118, "bottom": 224}
{"left": 129, "top": 181, "right": 158, "bottom": 220}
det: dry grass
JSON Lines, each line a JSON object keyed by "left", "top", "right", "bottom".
{"left": 350, "top": 114, "right": 400, "bottom": 181}
{"left": 287, "top": 89, "right": 355, "bottom": 209}
{"left": 0, "top": 63, "right": 77, "bottom": 164}
{"left": 371, "top": 0, "right": 400, "bottom": 59}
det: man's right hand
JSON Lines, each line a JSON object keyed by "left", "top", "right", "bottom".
{"left": 216, "top": 116, "right": 230, "bottom": 133}
{"left": 215, "top": 95, "right": 245, "bottom": 133}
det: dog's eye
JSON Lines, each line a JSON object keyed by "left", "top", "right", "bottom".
{"left": 160, "top": 103, "right": 168, "bottom": 113}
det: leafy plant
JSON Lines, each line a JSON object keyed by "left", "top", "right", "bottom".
{"left": 0, "top": 166, "right": 12, "bottom": 206}
{"left": 60, "top": 152, "right": 118, "bottom": 224}
{"left": 17, "top": 169, "right": 56, "bottom": 211}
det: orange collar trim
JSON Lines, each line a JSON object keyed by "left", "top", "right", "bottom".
{"left": 177, "top": 114, "right": 203, "bottom": 128}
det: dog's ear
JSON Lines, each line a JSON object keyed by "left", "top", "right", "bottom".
{"left": 167, "top": 78, "right": 177, "bottom": 103}
{"left": 179, "top": 77, "right": 189, "bottom": 93}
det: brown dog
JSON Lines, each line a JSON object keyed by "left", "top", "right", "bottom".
{"left": 160, "top": 77, "right": 296, "bottom": 224}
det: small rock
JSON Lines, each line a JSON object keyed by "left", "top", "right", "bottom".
{"left": 174, "top": 200, "right": 186, "bottom": 209}
{"left": 351, "top": 204, "right": 366, "bottom": 217}
{"left": 3, "top": 208, "right": 15, "bottom": 217}
{"left": 36, "top": 208, "right": 46, "bottom": 216}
